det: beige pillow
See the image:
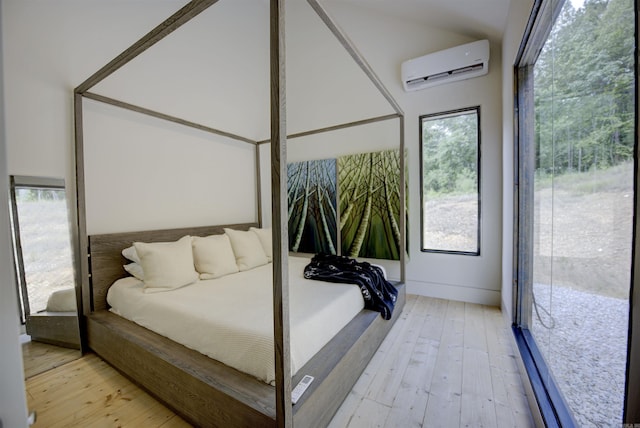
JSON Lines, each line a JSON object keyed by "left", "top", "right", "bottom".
{"left": 134, "top": 235, "right": 198, "bottom": 292}
{"left": 224, "top": 228, "right": 269, "bottom": 271}
{"left": 121, "top": 245, "right": 141, "bottom": 264}
{"left": 250, "top": 227, "right": 273, "bottom": 262}
{"left": 45, "top": 288, "right": 76, "bottom": 312}
{"left": 124, "top": 262, "right": 145, "bottom": 281}
{"left": 192, "top": 234, "right": 239, "bottom": 279}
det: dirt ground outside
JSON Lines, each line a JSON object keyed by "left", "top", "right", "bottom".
{"left": 423, "top": 193, "right": 478, "bottom": 253}
{"left": 533, "top": 183, "right": 633, "bottom": 299}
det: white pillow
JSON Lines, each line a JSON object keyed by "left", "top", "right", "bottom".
{"left": 224, "top": 228, "right": 269, "bottom": 271}
{"left": 250, "top": 227, "right": 273, "bottom": 262}
{"left": 133, "top": 235, "right": 198, "bottom": 293}
{"left": 45, "top": 288, "right": 76, "bottom": 312}
{"left": 192, "top": 234, "right": 239, "bottom": 279}
{"left": 122, "top": 245, "right": 141, "bottom": 264}
{"left": 124, "top": 262, "right": 145, "bottom": 281}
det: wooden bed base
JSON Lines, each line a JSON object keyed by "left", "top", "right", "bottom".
{"left": 85, "top": 223, "right": 405, "bottom": 427}
{"left": 27, "top": 312, "right": 81, "bottom": 349}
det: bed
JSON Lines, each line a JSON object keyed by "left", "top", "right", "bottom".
{"left": 74, "top": 1, "right": 407, "bottom": 426}
{"left": 85, "top": 222, "right": 405, "bottom": 427}
{"left": 107, "top": 254, "right": 365, "bottom": 386}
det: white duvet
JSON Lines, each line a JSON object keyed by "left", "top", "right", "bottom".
{"left": 107, "top": 256, "right": 364, "bottom": 385}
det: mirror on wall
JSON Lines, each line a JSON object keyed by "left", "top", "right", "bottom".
{"left": 9, "top": 175, "right": 81, "bottom": 378}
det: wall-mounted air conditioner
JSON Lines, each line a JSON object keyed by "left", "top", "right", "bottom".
{"left": 401, "top": 39, "right": 490, "bottom": 92}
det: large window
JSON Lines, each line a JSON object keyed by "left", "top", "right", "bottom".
{"left": 514, "top": 0, "right": 637, "bottom": 425}
{"left": 420, "top": 107, "right": 480, "bottom": 255}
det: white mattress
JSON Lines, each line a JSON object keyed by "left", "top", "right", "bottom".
{"left": 107, "top": 256, "right": 364, "bottom": 385}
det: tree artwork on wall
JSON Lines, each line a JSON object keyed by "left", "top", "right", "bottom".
{"left": 287, "top": 159, "right": 338, "bottom": 255}
{"left": 339, "top": 149, "right": 402, "bottom": 260}
{"left": 287, "top": 149, "right": 404, "bottom": 260}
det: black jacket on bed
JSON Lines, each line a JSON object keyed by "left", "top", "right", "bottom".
{"left": 303, "top": 253, "right": 398, "bottom": 320}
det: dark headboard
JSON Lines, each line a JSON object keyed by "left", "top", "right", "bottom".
{"left": 87, "top": 222, "right": 258, "bottom": 312}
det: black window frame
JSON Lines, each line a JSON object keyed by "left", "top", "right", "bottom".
{"left": 419, "top": 106, "right": 481, "bottom": 256}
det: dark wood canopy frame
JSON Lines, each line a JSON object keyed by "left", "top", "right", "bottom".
{"left": 73, "top": 1, "right": 406, "bottom": 427}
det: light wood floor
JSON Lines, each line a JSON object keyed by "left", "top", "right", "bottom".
{"left": 25, "top": 295, "right": 535, "bottom": 427}
{"left": 22, "top": 339, "right": 81, "bottom": 379}
{"left": 328, "top": 295, "right": 535, "bottom": 428}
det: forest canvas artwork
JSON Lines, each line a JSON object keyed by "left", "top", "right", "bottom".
{"left": 287, "top": 159, "right": 338, "bottom": 255}
{"left": 338, "top": 149, "right": 402, "bottom": 260}
{"left": 287, "top": 149, "right": 403, "bottom": 260}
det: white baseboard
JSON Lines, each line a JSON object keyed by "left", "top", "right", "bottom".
{"left": 406, "top": 280, "right": 501, "bottom": 306}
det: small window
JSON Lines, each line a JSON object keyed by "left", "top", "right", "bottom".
{"left": 420, "top": 107, "right": 480, "bottom": 255}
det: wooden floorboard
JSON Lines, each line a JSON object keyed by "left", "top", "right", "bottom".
{"left": 22, "top": 339, "right": 81, "bottom": 379}
{"left": 25, "top": 295, "right": 535, "bottom": 428}
{"left": 26, "top": 354, "right": 190, "bottom": 428}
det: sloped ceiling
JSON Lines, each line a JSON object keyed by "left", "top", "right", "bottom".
{"left": 325, "top": 0, "right": 511, "bottom": 43}
{"left": 90, "top": 0, "right": 396, "bottom": 142}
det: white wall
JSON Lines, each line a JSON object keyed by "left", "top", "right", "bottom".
{"left": 0, "top": 109, "right": 29, "bottom": 428}
{"left": 263, "top": 3, "right": 505, "bottom": 305}
{"left": 82, "top": 99, "right": 257, "bottom": 234}
{"left": 2, "top": 0, "right": 187, "bottom": 181}
{"left": 0, "top": 2, "right": 29, "bottom": 424}
{"left": 500, "top": 0, "right": 535, "bottom": 319}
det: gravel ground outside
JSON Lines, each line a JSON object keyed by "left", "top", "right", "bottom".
{"left": 532, "top": 283, "right": 628, "bottom": 427}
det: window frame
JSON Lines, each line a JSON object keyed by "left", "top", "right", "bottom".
{"left": 419, "top": 106, "right": 481, "bottom": 256}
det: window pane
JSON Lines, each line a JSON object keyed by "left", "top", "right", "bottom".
{"left": 526, "top": 0, "right": 635, "bottom": 425}
{"left": 421, "top": 108, "right": 480, "bottom": 254}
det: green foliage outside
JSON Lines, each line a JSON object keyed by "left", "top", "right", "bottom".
{"left": 422, "top": 111, "right": 478, "bottom": 199}
{"left": 534, "top": 0, "right": 635, "bottom": 176}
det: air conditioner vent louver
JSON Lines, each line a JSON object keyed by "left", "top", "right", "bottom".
{"left": 401, "top": 40, "right": 489, "bottom": 92}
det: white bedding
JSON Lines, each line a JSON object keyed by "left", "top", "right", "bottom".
{"left": 107, "top": 256, "right": 364, "bottom": 385}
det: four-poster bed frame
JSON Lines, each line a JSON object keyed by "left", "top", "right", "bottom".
{"left": 73, "top": 1, "right": 406, "bottom": 427}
